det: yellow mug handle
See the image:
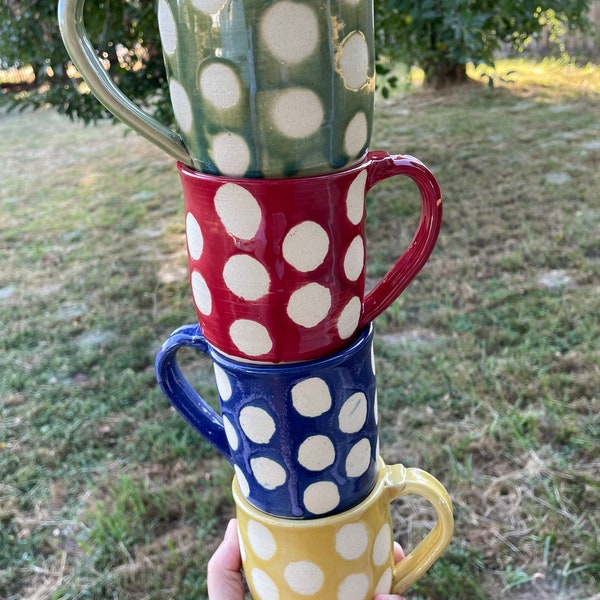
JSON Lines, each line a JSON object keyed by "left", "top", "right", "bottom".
{"left": 383, "top": 463, "right": 454, "bottom": 595}
{"left": 57, "top": 0, "right": 191, "bottom": 165}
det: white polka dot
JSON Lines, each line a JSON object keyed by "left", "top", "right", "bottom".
{"left": 223, "top": 255, "right": 270, "bottom": 301}
{"left": 191, "top": 270, "right": 212, "bottom": 315}
{"left": 338, "top": 392, "right": 367, "bottom": 433}
{"left": 372, "top": 523, "right": 392, "bottom": 566}
{"left": 214, "top": 183, "right": 262, "bottom": 240}
{"left": 251, "top": 568, "right": 280, "bottom": 600}
{"left": 335, "top": 522, "right": 369, "bottom": 560}
{"left": 374, "top": 390, "right": 379, "bottom": 426}
{"left": 338, "top": 31, "right": 369, "bottom": 90}
{"left": 343, "top": 236, "right": 365, "bottom": 282}
{"left": 303, "top": 481, "right": 340, "bottom": 515}
{"left": 337, "top": 573, "right": 370, "bottom": 600}
{"left": 185, "top": 212, "right": 203, "bottom": 260}
{"left": 170, "top": 79, "right": 193, "bottom": 134}
{"left": 374, "top": 568, "right": 393, "bottom": 595}
{"left": 291, "top": 378, "right": 332, "bottom": 417}
{"left": 229, "top": 319, "right": 273, "bottom": 357}
{"left": 272, "top": 88, "right": 324, "bottom": 139}
{"left": 211, "top": 132, "right": 251, "bottom": 177}
{"left": 214, "top": 364, "right": 232, "bottom": 401}
{"left": 250, "top": 457, "right": 287, "bottom": 490}
{"left": 191, "top": 0, "right": 227, "bottom": 15}
{"left": 223, "top": 415, "right": 239, "bottom": 451}
{"left": 247, "top": 520, "right": 277, "bottom": 560}
{"left": 157, "top": 0, "right": 177, "bottom": 56}
{"left": 235, "top": 465, "right": 250, "bottom": 498}
{"left": 337, "top": 296, "right": 361, "bottom": 339}
{"left": 286, "top": 283, "right": 331, "bottom": 328}
{"left": 345, "top": 438, "right": 371, "bottom": 478}
{"left": 282, "top": 221, "right": 329, "bottom": 272}
{"left": 200, "top": 62, "right": 241, "bottom": 109}
{"left": 284, "top": 561, "right": 324, "bottom": 595}
{"left": 297, "top": 435, "right": 335, "bottom": 471}
{"left": 344, "top": 112, "right": 368, "bottom": 158}
{"left": 239, "top": 406, "right": 276, "bottom": 444}
{"left": 261, "top": 1, "right": 319, "bottom": 64}
{"left": 346, "top": 171, "right": 366, "bottom": 225}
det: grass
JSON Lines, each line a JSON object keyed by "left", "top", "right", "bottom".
{"left": 1, "top": 56, "right": 599, "bottom": 599}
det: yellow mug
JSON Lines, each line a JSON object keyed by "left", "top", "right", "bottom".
{"left": 233, "top": 460, "right": 454, "bottom": 599}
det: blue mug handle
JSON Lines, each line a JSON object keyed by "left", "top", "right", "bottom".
{"left": 155, "top": 324, "right": 232, "bottom": 462}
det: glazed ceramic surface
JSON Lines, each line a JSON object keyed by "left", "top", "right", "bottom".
{"left": 234, "top": 460, "right": 454, "bottom": 599}
{"left": 180, "top": 151, "right": 442, "bottom": 363}
{"left": 156, "top": 323, "right": 379, "bottom": 518}
{"left": 59, "top": 0, "right": 375, "bottom": 177}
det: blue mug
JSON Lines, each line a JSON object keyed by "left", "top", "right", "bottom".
{"left": 155, "top": 323, "right": 379, "bottom": 518}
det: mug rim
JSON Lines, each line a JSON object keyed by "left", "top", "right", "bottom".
{"left": 233, "top": 457, "right": 395, "bottom": 527}
{"left": 177, "top": 150, "right": 389, "bottom": 184}
{"left": 204, "top": 322, "right": 374, "bottom": 373}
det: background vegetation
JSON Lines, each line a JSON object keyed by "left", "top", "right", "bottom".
{"left": 0, "top": 0, "right": 594, "bottom": 120}
{"left": 1, "top": 56, "right": 599, "bottom": 599}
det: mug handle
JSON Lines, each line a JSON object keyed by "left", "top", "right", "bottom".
{"left": 384, "top": 463, "right": 454, "bottom": 595}
{"left": 155, "top": 324, "right": 232, "bottom": 462}
{"left": 57, "top": 0, "right": 191, "bottom": 165}
{"left": 359, "top": 151, "right": 443, "bottom": 327}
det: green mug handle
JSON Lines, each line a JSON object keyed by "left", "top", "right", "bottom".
{"left": 384, "top": 463, "right": 455, "bottom": 595}
{"left": 57, "top": 0, "right": 191, "bottom": 165}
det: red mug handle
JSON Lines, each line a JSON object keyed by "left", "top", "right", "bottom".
{"left": 359, "top": 151, "right": 442, "bottom": 327}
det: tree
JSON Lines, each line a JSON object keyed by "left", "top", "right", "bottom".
{"left": 0, "top": 0, "right": 171, "bottom": 123}
{"left": 374, "top": 0, "right": 591, "bottom": 88}
{"left": 0, "top": 0, "right": 592, "bottom": 123}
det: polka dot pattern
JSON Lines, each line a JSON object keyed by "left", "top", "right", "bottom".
{"left": 182, "top": 146, "right": 376, "bottom": 362}
{"left": 247, "top": 520, "right": 277, "bottom": 560}
{"left": 191, "top": 271, "right": 211, "bottom": 315}
{"left": 261, "top": 1, "right": 319, "bottom": 64}
{"left": 282, "top": 221, "right": 330, "bottom": 273}
{"left": 338, "top": 31, "right": 369, "bottom": 90}
{"left": 213, "top": 324, "right": 377, "bottom": 518}
{"left": 169, "top": 79, "right": 193, "bottom": 134}
{"left": 284, "top": 561, "right": 324, "bottom": 594}
{"left": 199, "top": 61, "right": 241, "bottom": 109}
{"left": 291, "top": 377, "right": 332, "bottom": 417}
{"left": 157, "top": 0, "right": 177, "bottom": 56}
{"left": 160, "top": 0, "right": 374, "bottom": 176}
{"left": 271, "top": 88, "right": 324, "bottom": 139}
{"left": 236, "top": 483, "right": 396, "bottom": 600}
{"left": 185, "top": 212, "right": 203, "bottom": 260}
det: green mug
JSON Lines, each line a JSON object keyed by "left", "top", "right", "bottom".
{"left": 58, "top": 0, "right": 375, "bottom": 177}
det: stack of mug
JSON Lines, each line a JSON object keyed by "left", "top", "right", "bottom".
{"left": 58, "top": 0, "right": 454, "bottom": 597}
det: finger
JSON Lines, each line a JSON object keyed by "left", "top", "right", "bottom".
{"left": 207, "top": 519, "right": 246, "bottom": 600}
{"left": 393, "top": 541, "right": 405, "bottom": 563}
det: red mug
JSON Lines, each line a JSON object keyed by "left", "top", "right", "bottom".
{"left": 180, "top": 150, "right": 442, "bottom": 363}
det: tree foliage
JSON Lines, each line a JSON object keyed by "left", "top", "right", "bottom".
{"left": 0, "top": 0, "right": 593, "bottom": 122}
{"left": 374, "top": 0, "right": 591, "bottom": 88}
{"left": 0, "top": 0, "right": 171, "bottom": 122}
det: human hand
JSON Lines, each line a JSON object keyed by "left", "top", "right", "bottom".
{"left": 207, "top": 518, "right": 246, "bottom": 600}
{"left": 207, "top": 518, "right": 407, "bottom": 600}
{"left": 374, "top": 541, "right": 407, "bottom": 600}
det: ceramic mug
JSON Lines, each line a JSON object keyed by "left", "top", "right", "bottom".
{"left": 58, "top": 0, "right": 375, "bottom": 177}
{"left": 156, "top": 323, "right": 379, "bottom": 518}
{"left": 234, "top": 460, "right": 454, "bottom": 599}
{"left": 181, "top": 150, "right": 442, "bottom": 363}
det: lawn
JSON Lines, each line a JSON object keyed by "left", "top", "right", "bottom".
{"left": 1, "top": 57, "right": 599, "bottom": 599}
